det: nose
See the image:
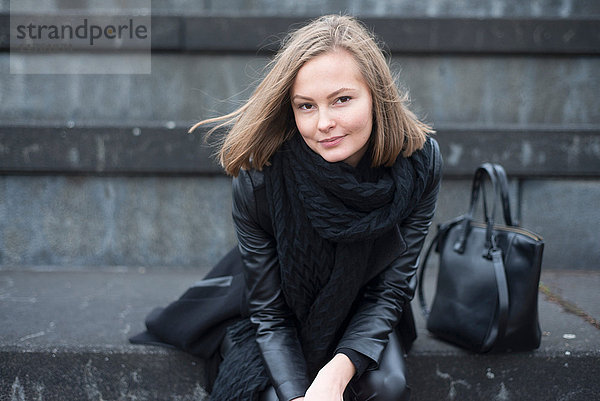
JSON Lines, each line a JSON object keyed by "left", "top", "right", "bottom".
{"left": 317, "top": 110, "right": 335, "bottom": 133}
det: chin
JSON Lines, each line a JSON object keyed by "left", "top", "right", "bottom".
{"left": 318, "top": 152, "right": 348, "bottom": 164}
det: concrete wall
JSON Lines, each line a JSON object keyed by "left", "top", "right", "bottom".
{"left": 1, "top": 1, "right": 599, "bottom": 270}
{"left": 2, "top": 54, "right": 599, "bottom": 125}
{"left": 0, "top": 176, "right": 237, "bottom": 269}
{"left": 1, "top": 175, "right": 598, "bottom": 270}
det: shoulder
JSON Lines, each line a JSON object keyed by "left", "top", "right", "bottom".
{"left": 232, "top": 169, "right": 265, "bottom": 200}
{"left": 417, "top": 136, "right": 442, "bottom": 192}
{"left": 232, "top": 169, "right": 272, "bottom": 235}
{"left": 428, "top": 136, "right": 442, "bottom": 178}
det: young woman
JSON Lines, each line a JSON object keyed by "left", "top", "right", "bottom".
{"left": 133, "top": 14, "right": 442, "bottom": 401}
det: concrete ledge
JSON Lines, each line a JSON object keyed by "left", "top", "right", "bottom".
{"left": 0, "top": 124, "right": 222, "bottom": 175}
{"left": 407, "top": 353, "right": 599, "bottom": 400}
{"left": 0, "top": 268, "right": 598, "bottom": 400}
{"left": 1, "top": 125, "right": 598, "bottom": 177}
{"left": 0, "top": 347, "right": 208, "bottom": 401}
{"left": 181, "top": 16, "right": 600, "bottom": 55}
{"left": 2, "top": 15, "right": 599, "bottom": 54}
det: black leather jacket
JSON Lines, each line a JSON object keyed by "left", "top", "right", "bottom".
{"left": 231, "top": 138, "right": 442, "bottom": 401}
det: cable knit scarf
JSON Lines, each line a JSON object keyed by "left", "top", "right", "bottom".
{"left": 211, "top": 134, "right": 432, "bottom": 400}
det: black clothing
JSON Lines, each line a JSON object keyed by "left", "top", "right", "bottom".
{"left": 231, "top": 137, "right": 442, "bottom": 400}
{"left": 258, "top": 331, "right": 409, "bottom": 401}
{"left": 262, "top": 134, "right": 432, "bottom": 375}
{"left": 129, "top": 247, "right": 247, "bottom": 360}
{"left": 211, "top": 319, "right": 271, "bottom": 400}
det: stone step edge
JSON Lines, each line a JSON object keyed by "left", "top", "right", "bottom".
{"left": 1, "top": 14, "right": 599, "bottom": 55}
{"left": 2, "top": 344, "right": 597, "bottom": 358}
{"left": 1, "top": 125, "right": 599, "bottom": 177}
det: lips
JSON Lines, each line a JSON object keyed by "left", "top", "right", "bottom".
{"left": 319, "top": 135, "right": 345, "bottom": 148}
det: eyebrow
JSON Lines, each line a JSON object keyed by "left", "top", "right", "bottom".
{"left": 291, "top": 87, "right": 356, "bottom": 102}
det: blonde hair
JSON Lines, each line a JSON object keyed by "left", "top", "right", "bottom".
{"left": 190, "top": 14, "right": 433, "bottom": 176}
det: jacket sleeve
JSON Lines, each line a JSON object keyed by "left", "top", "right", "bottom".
{"left": 335, "top": 138, "right": 443, "bottom": 371}
{"left": 231, "top": 170, "right": 310, "bottom": 401}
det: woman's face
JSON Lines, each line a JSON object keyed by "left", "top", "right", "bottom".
{"left": 290, "top": 50, "right": 373, "bottom": 167}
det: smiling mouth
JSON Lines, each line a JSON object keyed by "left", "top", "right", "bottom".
{"left": 319, "top": 135, "right": 345, "bottom": 143}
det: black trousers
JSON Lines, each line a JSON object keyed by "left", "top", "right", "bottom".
{"left": 259, "top": 331, "right": 410, "bottom": 401}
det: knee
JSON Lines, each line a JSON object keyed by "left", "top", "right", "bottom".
{"left": 377, "top": 371, "right": 410, "bottom": 401}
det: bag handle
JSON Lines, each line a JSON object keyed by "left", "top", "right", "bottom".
{"left": 491, "top": 164, "right": 515, "bottom": 227}
{"left": 454, "top": 163, "right": 499, "bottom": 255}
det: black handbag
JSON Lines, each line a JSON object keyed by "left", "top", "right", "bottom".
{"left": 418, "top": 163, "right": 544, "bottom": 352}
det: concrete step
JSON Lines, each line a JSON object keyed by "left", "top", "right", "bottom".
{"left": 0, "top": 267, "right": 598, "bottom": 400}
{"left": 0, "top": 269, "right": 210, "bottom": 401}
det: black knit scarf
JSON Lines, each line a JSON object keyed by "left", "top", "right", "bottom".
{"left": 210, "top": 134, "right": 432, "bottom": 400}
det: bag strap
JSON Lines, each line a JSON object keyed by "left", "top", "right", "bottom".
{"left": 483, "top": 164, "right": 511, "bottom": 350}
{"left": 417, "top": 231, "right": 438, "bottom": 319}
{"left": 481, "top": 249, "right": 510, "bottom": 352}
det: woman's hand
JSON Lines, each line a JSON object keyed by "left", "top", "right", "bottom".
{"left": 303, "top": 353, "right": 356, "bottom": 401}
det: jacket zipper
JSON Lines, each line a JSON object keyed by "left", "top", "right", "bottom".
{"left": 470, "top": 221, "right": 543, "bottom": 241}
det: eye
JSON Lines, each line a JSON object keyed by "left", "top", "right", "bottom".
{"left": 298, "top": 103, "right": 314, "bottom": 110}
{"left": 336, "top": 96, "right": 351, "bottom": 104}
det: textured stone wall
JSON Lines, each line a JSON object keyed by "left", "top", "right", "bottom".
{"left": 0, "top": 175, "right": 236, "bottom": 268}
{"left": 2, "top": 54, "right": 598, "bottom": 125}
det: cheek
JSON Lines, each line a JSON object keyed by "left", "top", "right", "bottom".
{"left": 293, "top": 112, "right": 316, "bottom": 140}
{"left": 346, "top": 108, "right": 372, "bottom": 135}
{"left": 344, "top": 97, "right": 373, "bottom": 132}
